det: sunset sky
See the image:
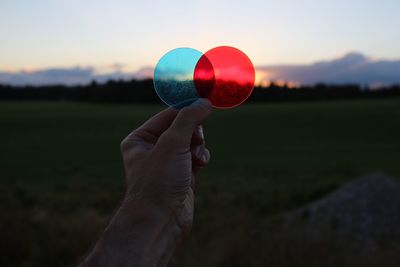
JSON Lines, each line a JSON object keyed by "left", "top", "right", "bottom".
{"left": 1, "top": 0, "right": 399, "bottom": 71}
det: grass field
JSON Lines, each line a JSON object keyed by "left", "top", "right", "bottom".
{"left": 1, "top": 99, "right": 400, "bottom": 266}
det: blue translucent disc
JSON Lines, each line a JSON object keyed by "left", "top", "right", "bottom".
{"left": 153, "top": 48, "right": 203, "bottom": 108}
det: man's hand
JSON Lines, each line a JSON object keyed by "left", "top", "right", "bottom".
{"left": 121, "top": 98, "right": 212, "bottom": 236}
{"left": 80, "top": 99, "right": 213, "bottom": 267}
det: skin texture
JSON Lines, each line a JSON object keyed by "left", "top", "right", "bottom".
{"left": 80, "top": 98, "right": 213, "bottom": 267}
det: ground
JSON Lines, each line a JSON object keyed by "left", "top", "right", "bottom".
{"left": 1, "top": 98, "right": 400, "bottom": 266}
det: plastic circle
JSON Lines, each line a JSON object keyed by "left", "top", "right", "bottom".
{"left": 153, "top": 47, "right": 202, "bottom": 108}
{"left": 154, "top": 46, "right": 255, "bottom": 109}
{"left": 195, "top": 46, "right": 255, "bottom": 108}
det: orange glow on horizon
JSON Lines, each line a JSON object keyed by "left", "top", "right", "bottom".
{"left": 255, "top": 70, "right": 301, "bottom": 88}
{"left": 255, "top": 70, "right": 272, "bottom": 87}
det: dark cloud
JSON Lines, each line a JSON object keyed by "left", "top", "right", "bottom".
{"left": 0, "top": 66, "right": 153, "bottom": 86}
{"left": 257, "top": 53, "right": 400, "bottom": 87}
{"left": 0, "top": 67, "right": 94, "bottom": 86}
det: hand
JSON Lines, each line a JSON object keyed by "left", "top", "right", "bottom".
{"left": 80, "top": 98, "right": 213, "bottom": 267}
{"left": 121, "top": 98, "right": 213, "bottom": 237}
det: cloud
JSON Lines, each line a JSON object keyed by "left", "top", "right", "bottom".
{"left": 0, "top": 66, "right": 153, "bottom": 86}
{"left": 0, "top": 67, "right": 94, "bottom": 86}
{"left": 1, "top": 53, "right": 400, "bottom": 87}
{"left": 257, "top": 52, "right": 400, "bottom": 87}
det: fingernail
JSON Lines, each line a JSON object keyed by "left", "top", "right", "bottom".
{"left": 194, "top": 146, "right": 202, "bottom": 158}
{"left": 191, "top": 98, "right": 212, "bottom": 109}
{"left": 198, "top": 125, "right": 204, "bottom": 140}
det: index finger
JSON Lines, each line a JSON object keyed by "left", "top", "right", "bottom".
{"left": 126, "top": 107, "right": 178, "bottom": 144}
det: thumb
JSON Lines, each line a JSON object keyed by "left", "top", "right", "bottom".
{"left": 157, "top": 98, "right": 213, "bottom": 151}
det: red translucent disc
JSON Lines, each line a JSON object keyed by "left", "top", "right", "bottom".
{"left": 193, "top": 54, "right": 215, "bottom": 98}
{"left": 194, "top": 46, "right": 255, "bottom": 108}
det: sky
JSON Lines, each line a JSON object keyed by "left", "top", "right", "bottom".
{"left": 1, "top": 0, "right": 400, "bottom": 72}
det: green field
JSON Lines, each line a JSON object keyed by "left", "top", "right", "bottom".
{"left": 1, "top": 99, "right": 400, "bottom": 266}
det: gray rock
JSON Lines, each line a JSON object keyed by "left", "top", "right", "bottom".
{"left": 282, "top": 172, "right": 400, "bottom": 254}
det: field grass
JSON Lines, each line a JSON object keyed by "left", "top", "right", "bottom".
{"left": 1, "top": 98, "right": 400, "bottom": 266}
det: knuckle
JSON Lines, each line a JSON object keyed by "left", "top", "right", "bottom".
{"left": 120, "top": 130, "right": 141, "bottom": 152}
{"left": 179, "top": 106, "right": 193, "bottom": 117}
{"left": 120, "top": 137, "right": 129, "bottom": 152}
{"left": 161, "top": 131, "right": 182, "bottom": 146}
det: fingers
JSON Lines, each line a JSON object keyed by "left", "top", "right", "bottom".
{"left": 171, "top": 99, "right": 212, "bottom": 139}
{"left": 191, "top": 125, "right": 210, "bottom": 173}
{"left": 192, "top": 145, "right": 210, "bottom": 170}
{"left": 157, "top": 98, "right": 213, "bottom": 151}
{"left": 191, "top": 146, "right": 210, "bottom": 191}
{"left": 191, "top": 125, "right": 204, "bottom": 147}
{"left": 124, "top": 107, "right": 178, "bottom": 144}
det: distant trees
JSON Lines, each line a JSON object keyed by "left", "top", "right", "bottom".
{"left": 0, "top": 79, "right": 399, "bottom": 103}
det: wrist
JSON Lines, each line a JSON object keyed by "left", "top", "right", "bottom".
{"left": 82, "top": 197, "right": 181, "bottom": 267}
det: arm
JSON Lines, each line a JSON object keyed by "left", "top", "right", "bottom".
{"left": 80, "top": 99, "right": 213, "bottom": 267}
{"left": 80, "top": 198, "right": 178, "bottom": 267}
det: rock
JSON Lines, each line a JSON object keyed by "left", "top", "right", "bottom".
{"left": 282, "top": 172, "right": 400, "bottom": 254}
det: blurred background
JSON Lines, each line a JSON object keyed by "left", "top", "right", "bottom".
{"left": 1, "top": 0, "right": 400, "bottom": 266}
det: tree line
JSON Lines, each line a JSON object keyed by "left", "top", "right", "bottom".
{"left": 0, "top": 79, "right": 399, "bottom": 103}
